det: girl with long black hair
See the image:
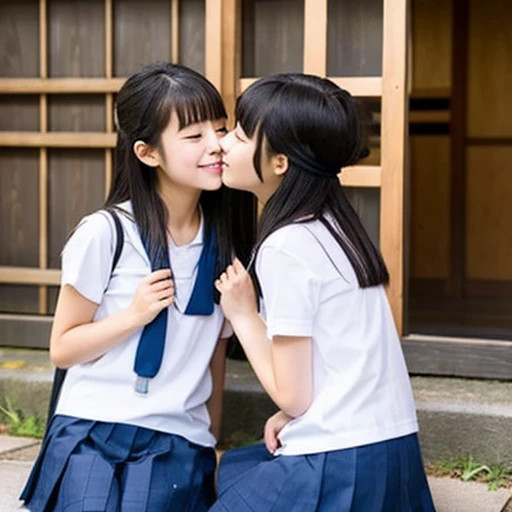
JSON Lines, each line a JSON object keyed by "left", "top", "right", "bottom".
{"left": 21, "top": 62, "right": 252, "bottom": 512}
{"left": 212, "top": 73, "right": 435, "bottom": 511}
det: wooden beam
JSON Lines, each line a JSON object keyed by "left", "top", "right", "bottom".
{"left": 339, "top": 166, "right": 381, "bottom": 187}
{"left": 0, "top": 132, "right": 117, "bottom": 148}
{"left": 240, "top": 77, "right": 383, "bottom": 97}
{"left": 39, "top": 0, "right": 48, "bottom": 314}
{"left": 303, "top": 0, "right": 327, "bottom": 76}
{"left": 221, "top": 0, "right": 241, "bottom": 125}
{"left": 0, "top": 267, "right": 61, "bottom": 286}
{"left": 205, "top": 0, "right": 222, "bottom": 91}
{"left": 171, "top": 0, "right": 179, "bottom": 62}
{"left": 105, "top": 0, "right": 114, "bottom": 197}
{"left": 0, "top": 78, "right": 126, "bottom": 94}
{"left": 329, "top": 77, "right": 383, "bottom": 97}
{"left": 380, "top": 0, "right": 409, "bottom": 335}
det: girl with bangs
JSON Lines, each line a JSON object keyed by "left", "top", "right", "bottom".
{"left": 20, "top": 62, "right": 253, "bottom": 512}
{"left": 212, "top": 74, "right": 435, "bottom": 511}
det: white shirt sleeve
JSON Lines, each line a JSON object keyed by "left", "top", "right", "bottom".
{"left": 61, "top": 213, "right": 116, "bottom": 304}
{"left": 257, "top": 244, "right": 320, "bottom": 339}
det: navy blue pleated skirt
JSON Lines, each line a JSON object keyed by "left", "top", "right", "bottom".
{"left": 21, "top": 415, "right": 216, "bottom": 512}
{"left": 210, "top": 433, "right": 435, "bottom": 511}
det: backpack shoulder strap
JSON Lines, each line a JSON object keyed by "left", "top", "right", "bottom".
{"left": 105, "top": 208, "right": 124, "bottom": 272}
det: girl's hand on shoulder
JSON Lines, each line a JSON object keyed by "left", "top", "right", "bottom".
{"left": 264, "top": 410, "right": 293, "bottom": 453}
{"left": 215, "top": 258, "right": 257, "bottom": 322}
{"left": 128, "top": 269, "right": 174, "bottom": 328}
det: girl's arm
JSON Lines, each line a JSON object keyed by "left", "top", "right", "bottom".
{"left": 50, "top": 269, "right": 174, "bottom": 368}
{"left": 215, "top": 260, "right": 313, "bottom": 418}
{"left": 207, "top": 337, "right": 229, "bottom": 441}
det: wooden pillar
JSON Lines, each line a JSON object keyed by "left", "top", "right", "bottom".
{"left": 380, "top": 0, "right": 409, "bottom": 335}
{"left": 39, "top": 0, "right": 48, "bottom": 314}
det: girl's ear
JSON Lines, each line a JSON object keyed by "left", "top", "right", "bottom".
{"left": 133, "top": 140, "right": 161, "bottom": 168}
{"left": 271, "top": 154, "right": 289, "bottom": 176}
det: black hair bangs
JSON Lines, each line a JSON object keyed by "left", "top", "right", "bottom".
{"left": 159, "top": 75, "right": 227, "bottom": 131}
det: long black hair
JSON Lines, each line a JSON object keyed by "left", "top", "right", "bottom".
{"left": 237, "top": 73, "right": 388, "bottom": 287}
{"left": 105, "top": 61, "right": 254, "bottom": 280}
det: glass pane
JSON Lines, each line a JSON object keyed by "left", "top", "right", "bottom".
{"left": 242, "top": 0, "right": 304, "bottom": 76}
{"left": 0, "top": 149, "right": 39, "bottom": 267}
{"left": 0, "top": 96, "right": 39, "bottom": 131}
{"left": 48, "top": 150, "right": 105, "bottom": 269}
{"left": 0, "top": 2, "right": 39, "bottom": 77}
{"left": 48, "top": 0, "right": 105, "bottom": 77}
{"left": 179, "top": 0, "right": 205, "bottom": 74}
{"left": 114, "top": 0, "right": 171, "bottom": 77}
{"left": 48, "top": 95, "right": 106, "bottom": 132}
{"left": 344, "top": 187, "right": 381, "bottom": 249}
{"left": 327, "top": 0, "right": 383, "bottom": 77}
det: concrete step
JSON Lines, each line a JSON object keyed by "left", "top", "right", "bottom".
{"left": 1, "top": 348, "right": 512, "bottom": 464}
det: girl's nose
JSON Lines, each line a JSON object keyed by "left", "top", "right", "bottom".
{"left": 219, "top": 131, "right": 233, "bottom": 153}
{"left": 206, "top": 129, "right": 222, "bottom": 153}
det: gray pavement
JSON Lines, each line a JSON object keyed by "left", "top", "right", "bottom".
{"left": 0, "top": 435, "right": 510, "bottom": 512}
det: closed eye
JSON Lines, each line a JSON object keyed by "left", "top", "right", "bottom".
{"left": 183, "top": 134, "right": 202, "bottom": 140}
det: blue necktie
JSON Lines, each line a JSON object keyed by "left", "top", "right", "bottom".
{"left": 134, "top": 229, "right": 217, "bottom": 394}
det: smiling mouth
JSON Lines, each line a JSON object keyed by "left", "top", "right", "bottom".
{"left": 199, "top": 162, "right": 223, "bottom": 174}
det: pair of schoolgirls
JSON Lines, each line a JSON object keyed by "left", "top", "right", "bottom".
{"left": 22, "top": 63, "right": 435, "bottom": 511}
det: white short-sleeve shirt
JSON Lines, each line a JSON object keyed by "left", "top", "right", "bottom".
{"left": 256, "top": 219, "right": 418, "bottom": 456}
{"left": 55, "top": 201, "right": 229, "bottom": 447}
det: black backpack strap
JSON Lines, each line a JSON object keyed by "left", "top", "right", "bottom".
{"left": 107, "top": 208, "right": 124, "bottom": 273}
{"left": 45, "top": 209, "right": 125, "bottom": 431}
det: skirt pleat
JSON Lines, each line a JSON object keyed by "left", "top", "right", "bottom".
{"left": 21, "top": 415, "right": 216, "bottom": 512}
{"left": 210, "top": 433, "right": 436, "bottom": 512}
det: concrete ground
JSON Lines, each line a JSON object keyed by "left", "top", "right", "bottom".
{"left": 1, "top": 348, "right": 512, "bottom": 510}
{"left": 0, "top": 435, "right": 510, "bottom": 512}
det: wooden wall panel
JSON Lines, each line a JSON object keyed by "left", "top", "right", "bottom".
{"left": 0, "top": 149, "right": 40, "bottom": 267}
{"left": 47, "top": 286, "right": 59, "bottom": 315}
{"left": 467, "top": 0, "right": 512, "bottom": 138}
{"left": 411, "top": 0, "right": 452, "bottom": 93}
{"left": 410, "top": 136, "right": 450, "bottom": 279}
{"left": 48, "top": 0, "right": 105, "bottom": 77}
{"left": 0, "top": 2, "right": 39, "bottom": 78}
{"left": 345, "top": 188, "right": 381, "bottom": 249}
{"left": 0, "top": 285, "right": 39, "bottom": 313}
{"left": 0, "top": 96, "right": 39, "bottom": 131}
{"left": 327, "top": 0, "right": 383, "bottom": 77}
{"left": 242, "top": 0, "right": 304, "bottom": 76}
{"left": 48, "top": 95, "right": 106, "bottom": 132}
{"left": 114, "top": 0, "right": 171, "bottom": 77}
{"left": 179, "top": 0, "right": 205, "bottom": 73}
{"left": 47, "top": 150, "right": 105, "bottom": 269}
{"left": 466, "top": 147, "right": 512, "bottom": 281}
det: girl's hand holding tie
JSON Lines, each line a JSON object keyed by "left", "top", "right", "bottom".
{"left": 128, "top": 269, "right": 174, "bottom": 328}
{"left": 215, "top": 258, "right": 258, "bottom": 323}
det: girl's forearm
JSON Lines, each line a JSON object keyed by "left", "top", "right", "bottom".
{"left": 229, "top": 312, "right": 279, "bottom": 404}
{"left": 51, "top": 308, "right": 141, "bottom": 369}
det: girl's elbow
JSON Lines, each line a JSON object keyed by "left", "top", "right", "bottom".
{"left": 49, "top": 345, "right": 71, "bottom": 369}
{"left": 278, "top": 393, "right": 312, "bottom": 418}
